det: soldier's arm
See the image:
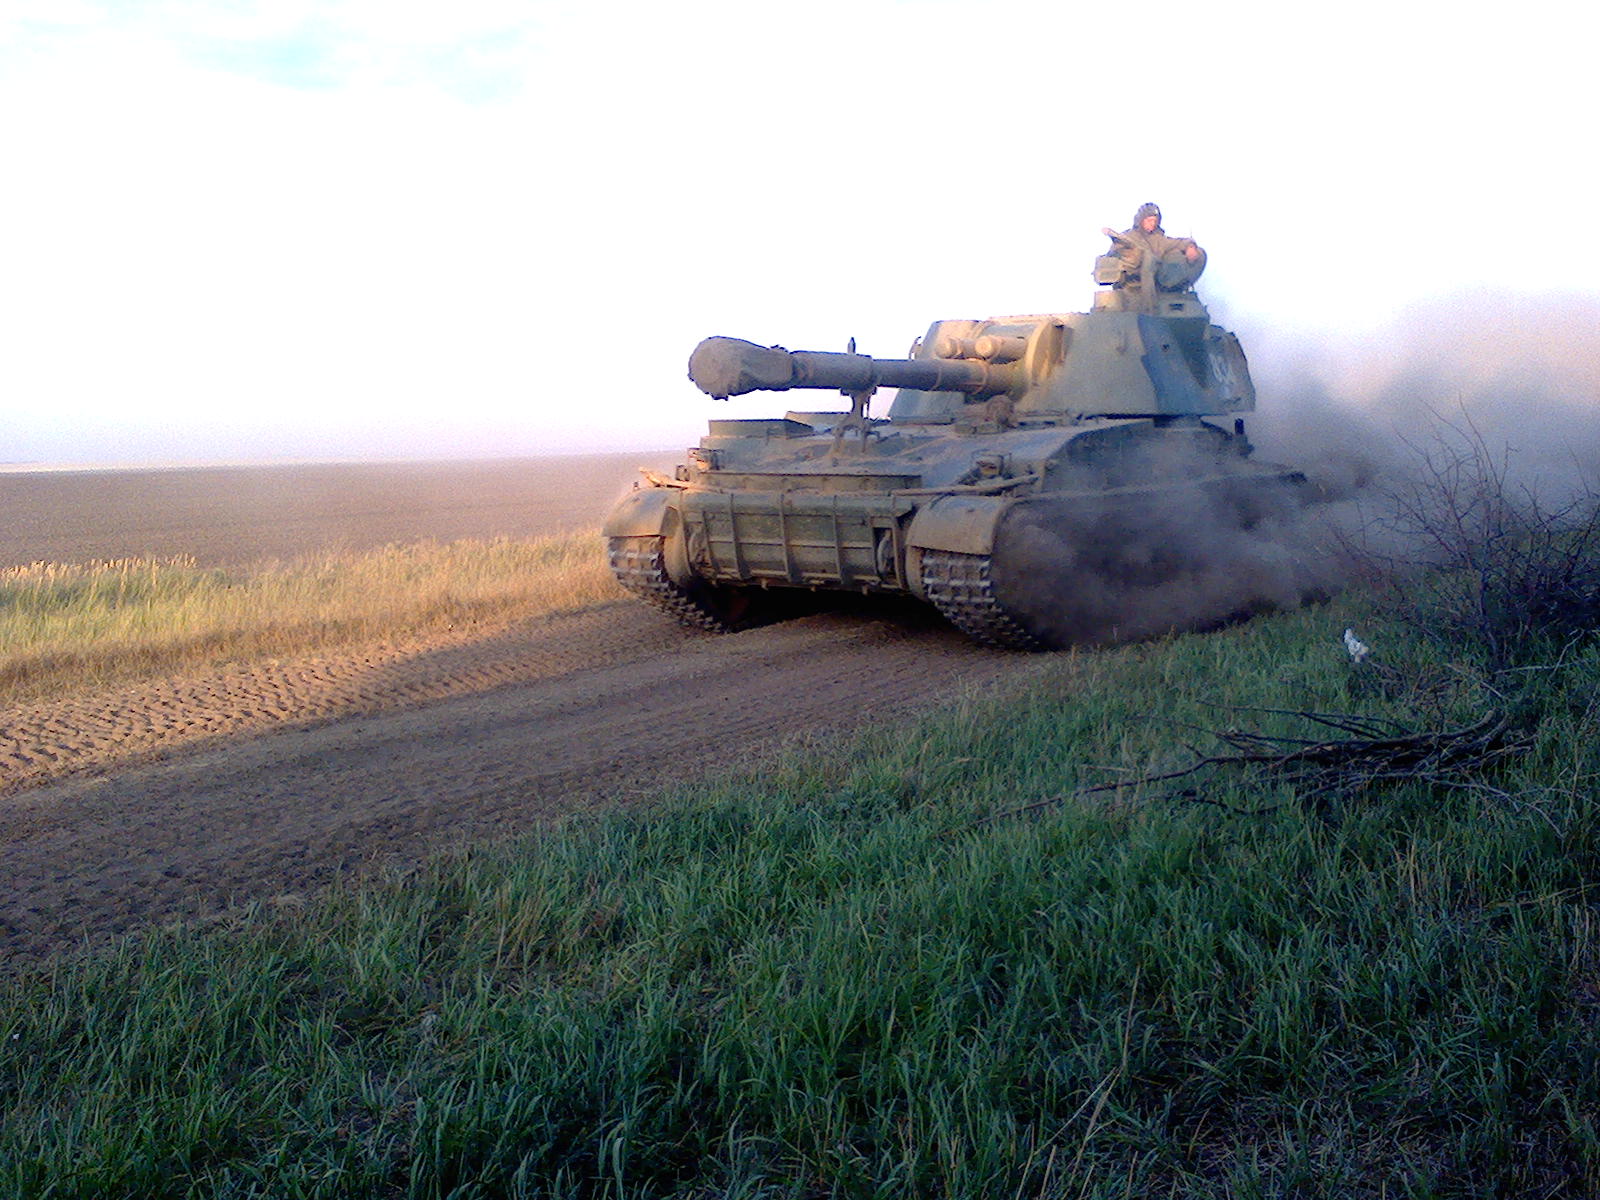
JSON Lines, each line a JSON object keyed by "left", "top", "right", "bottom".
{"left": 1161, "top": 233, "right": 1202, "bottom": 262}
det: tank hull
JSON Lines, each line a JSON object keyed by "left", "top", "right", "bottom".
{"left": 604, "top": 416, "right": 1308, "bottom": 649}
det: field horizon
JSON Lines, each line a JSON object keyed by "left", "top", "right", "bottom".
{"left": 0, "top": 450, "right": 680, "bottom": 569}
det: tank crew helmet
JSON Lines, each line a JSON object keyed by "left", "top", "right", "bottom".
{"left": 1135, "top": 202, "right": 1162, "bottom": 228}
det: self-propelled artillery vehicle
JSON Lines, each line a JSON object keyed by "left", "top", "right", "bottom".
{"left": 604, "top": 252, "right": 1305, "bottom": 649}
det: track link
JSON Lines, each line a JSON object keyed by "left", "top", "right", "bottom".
{"left": 919, "top": 549, "right": 1045, "bottom": 650}
{"left": 607, "top": 536, "right": 746, "bottom": 633}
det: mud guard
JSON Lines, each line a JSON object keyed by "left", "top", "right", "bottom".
{"left": 904, "top": 495, "right": 1015, "bottom": 599}
{"left": 601, "top": 485, "right": 676, "bottom": 538}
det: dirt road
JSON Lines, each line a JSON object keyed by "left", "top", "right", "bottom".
{"left": 0, "top": 600, "right": 1034, "bottom": 963}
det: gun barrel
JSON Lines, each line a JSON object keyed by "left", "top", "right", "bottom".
{"left": 688, "top": 337, "right": 1016, "bottom": 400}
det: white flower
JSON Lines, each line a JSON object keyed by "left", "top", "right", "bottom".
{"left": 1343, "top": 628, "right": 1370, "bottom": 663}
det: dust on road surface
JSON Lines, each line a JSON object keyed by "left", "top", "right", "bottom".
{"left": 1, "top": 600, "right": 1041, "bottom": 963}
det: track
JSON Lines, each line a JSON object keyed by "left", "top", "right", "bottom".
{"left": 0, "top": 600, "right": 1029, "bottom": 963}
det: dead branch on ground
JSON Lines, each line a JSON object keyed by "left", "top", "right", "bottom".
{"left": 980, "top": 709, "right": 1529, "bottom": 824}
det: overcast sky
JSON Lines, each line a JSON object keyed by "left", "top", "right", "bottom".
{"left": 2, "top": 0, "right": 1597, "bottom": 466}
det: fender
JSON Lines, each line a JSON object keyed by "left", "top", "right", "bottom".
{"left": 904, "top": 494, "right": 1015, "bottom": 556}
{"left": 600, "top": 485, "right": 677, "bottom": 538}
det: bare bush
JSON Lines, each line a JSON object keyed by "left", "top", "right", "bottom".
{"left": 1361, "top": 407, "right": 1600, "bottom": 669}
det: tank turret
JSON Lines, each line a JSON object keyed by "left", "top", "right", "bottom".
{"left": 689, "top": 296, "right": 1253, "bottom": 425}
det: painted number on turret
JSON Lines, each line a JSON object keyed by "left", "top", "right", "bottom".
{"left": 1207, "top": 340, "right": 1240, "bottom": 402}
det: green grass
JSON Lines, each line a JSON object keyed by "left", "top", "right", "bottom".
{"left": 4, "top": 594, "right": 1598, "bottom": 1197}
{"left": 0, "top": 534, "right": 619, "bottom": 704}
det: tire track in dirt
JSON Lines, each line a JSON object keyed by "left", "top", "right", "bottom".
{"left": 0, "top": 606, "right": 686, "bottom": 797}
{"left": 1, "top": 601, "right": 1035, "bottom": 963}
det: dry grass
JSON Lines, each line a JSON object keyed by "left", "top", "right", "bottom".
{"left": 0, "top": 532, "right": 618, "bottom": 705}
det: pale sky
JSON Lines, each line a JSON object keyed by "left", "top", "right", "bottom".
{"left": 2, "top": 0, "right": 1597, "bottom": 466}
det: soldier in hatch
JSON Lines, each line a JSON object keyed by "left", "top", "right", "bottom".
{"left": 1099, "top": 202, "right": 1207, "bottom": 309}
